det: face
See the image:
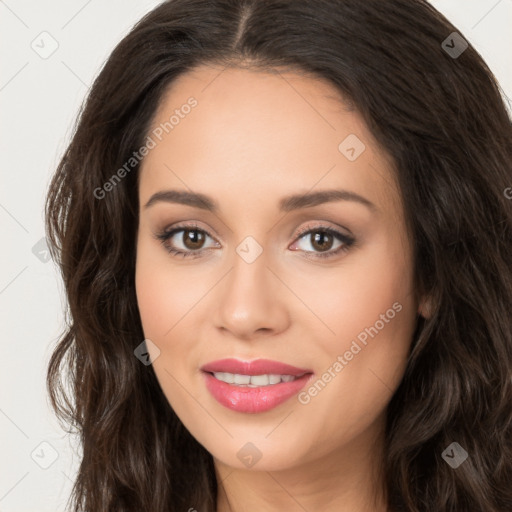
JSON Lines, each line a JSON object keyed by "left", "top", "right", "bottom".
{"left": 135, "top": 64, "right": 424, "bottom": 472}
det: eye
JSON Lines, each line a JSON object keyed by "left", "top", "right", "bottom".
{"left": 153, "top": 222, "right": 356, "bottom": 260}
{"left": 154, "top": 223, "right": 219, "bottom": 259}
{"left": 289, "top": 224, "right": 356, "bottom": 260}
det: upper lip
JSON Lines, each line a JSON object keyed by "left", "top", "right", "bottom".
{"left": 201, "top": 358, "right": 313, "bottom": 377}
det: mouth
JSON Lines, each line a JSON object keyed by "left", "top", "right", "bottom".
{"left": 200, "top": 358, "right": 314, "bottom": 413}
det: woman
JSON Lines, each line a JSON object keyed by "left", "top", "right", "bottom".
{"left": 45, "top": 0, "right": 512, "bottom": 510}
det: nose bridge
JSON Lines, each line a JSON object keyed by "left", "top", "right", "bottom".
{"left": 223, "top": 226, "right": 269, "bottom": 282}
{"left": 230, "top": 237, "right": 270, "bottom": 293}
{"left": 225, "top": 238, "right": 272, "bottom": 311}
{"left": 213, "top": 236, "right": 288, "bottom": 337}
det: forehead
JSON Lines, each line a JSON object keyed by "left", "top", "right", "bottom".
{"left": 139, "top": 64, "right": 400, "bottom": 218}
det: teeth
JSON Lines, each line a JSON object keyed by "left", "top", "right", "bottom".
{"left": 212, "top": 372, "right": 300, "bottom": 386}
{"left": 269, "top": 374, "right": 281, "bottom": 385}
{"left": 250, "top": 374, "right": 269, "bottom": 386}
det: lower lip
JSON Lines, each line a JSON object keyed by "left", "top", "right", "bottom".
{"left": 203, "top": 372, "right": 313, "bottom": 413}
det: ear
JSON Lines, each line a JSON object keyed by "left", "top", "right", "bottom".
{"left": 417, "top": 294, "right": 434, "bottom": 319}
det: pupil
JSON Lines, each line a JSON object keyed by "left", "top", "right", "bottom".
{"left": 312, "top": 232, "right": 332, "bottom": 251}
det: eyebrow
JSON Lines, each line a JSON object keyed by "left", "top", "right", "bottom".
{"left": 143, "top": 188, "right": 377, "bottom": 213}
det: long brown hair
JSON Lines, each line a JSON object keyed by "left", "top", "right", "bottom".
{"left": 45, "top": 0, "right": 512, "bottom": 510}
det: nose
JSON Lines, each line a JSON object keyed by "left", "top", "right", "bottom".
{"left": 212, "top": 250, "right": 290, "bottom": 341}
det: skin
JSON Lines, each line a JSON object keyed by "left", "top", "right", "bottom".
{"left": 135, "top": 64, "right": 430, "bottom": 512}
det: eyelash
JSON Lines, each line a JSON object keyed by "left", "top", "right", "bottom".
{"left": 153, "top": 222, "right": 356, "bottom": 261}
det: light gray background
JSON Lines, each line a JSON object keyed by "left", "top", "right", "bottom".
{"left": 1, "top": 1, "right": 511, "bottom": 510}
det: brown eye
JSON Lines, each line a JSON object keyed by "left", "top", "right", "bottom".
{"left": 310, "top": 231, "right": 335, "bottom": 252}
{"left": 155, "top": 224, "right": 219, "bottom": 259}
{"left": 181, "top": 229, "right": 206, "bottom": 250}
{"left": 289, "top": 226, "right": 356, "bottom": 260}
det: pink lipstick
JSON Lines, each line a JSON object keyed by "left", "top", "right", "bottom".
{"left": 201, "top": 358, "right": 314, "bottom": 413}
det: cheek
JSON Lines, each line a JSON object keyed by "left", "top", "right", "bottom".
{"left": 135, "top": 235, "right": 200, "bottom": 338}
{"left": 302, "top": 230, "right": 417, "bottom": 409}
{"left": 135, "top": 250, "right": 173, "bottom": 339}
{"left": 134, "top": 235, "right": 220, "bottom": 389}
{"left": 134, "top": 238, "right": 201, "bottom": 405}
{"left": 303, "top": 233, "right": 414, "bottom": 353}
{"left": 309, "top": 242, "right": 416, "bottom": 414}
